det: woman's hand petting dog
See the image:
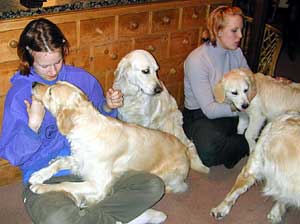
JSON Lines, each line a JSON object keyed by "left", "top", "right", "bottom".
{"left": 24, "top": 97, "right": 45, "bottom": 133}
{"left": 104, "top": 88, "right": 123, "bottom": 112}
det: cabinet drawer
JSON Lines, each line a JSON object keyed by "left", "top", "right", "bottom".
{"left": 80, "top": 16, "right": 115, "bottom": 46}
{"left": 93, "top": 41, "right": 132, "bottom": 89}
{"left": 118, "top": 12, "right": 149, "bottom": 38}
{"left": 0, "top": 29, "right": 23, "bottom": 63}
{"left": 158, "top": 57, "right": 184, "bottom": 84}
{"left": 152, "top": 9, "right": 179, "bottom": 33}
{"left": 57, "top": 22, "right": 77, "bottom": 48}
{"left": 94, "top": 40, "right": 132, "bottom": 72}
{"left": 170, "top": 29, "right": 198, "bottom": 57}
{"left": 134, "top": 34, "right": 168, "bottom": 61}
{"left": 182, "top": 5, "right": 208, "bottom": 28}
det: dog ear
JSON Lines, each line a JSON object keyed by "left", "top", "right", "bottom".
{"left": 56, "top": 108, "right": 76, "bottom": 135}
{"left": 214, "top": 81, "right": 225, "bottom": 103}
{"left": 242, "top": 68, "right": 257, "bottom": 102}
{"left": 114, "top": 57, "right": 130, "bottom": 83}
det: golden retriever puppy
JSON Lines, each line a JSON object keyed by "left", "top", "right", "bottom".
{"left": 211, "top": 112, "right": 300, "bottom": 223}
{"left": 113, "top": 49, "right": 209, "bottom": 174}
{"left": 29, "top": 81, "right": 190, "bottom": 209}
{"left": 214, "top": 68, "right": 300, "bottom": 152}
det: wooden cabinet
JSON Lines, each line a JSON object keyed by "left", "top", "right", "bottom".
{"left": 0, "top": 0, "right": 231, "bottom": 185}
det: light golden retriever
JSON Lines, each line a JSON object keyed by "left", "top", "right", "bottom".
{"left": 113, "top": 49, "right": 209, "bottom": 174}
{"left": 214, "top": 68, "right": 300, "bottom": 152}
{"left": 211, "top": 112, "right": 300, "bottom": 223}
{"left": 29, "top": 81, "right": 190, "bottom": 212}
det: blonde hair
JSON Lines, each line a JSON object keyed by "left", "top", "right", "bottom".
{"left": 206, "top": 6, "right": 243, "bottom": 46}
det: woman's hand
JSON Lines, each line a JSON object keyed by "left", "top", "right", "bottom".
{"left": 24, "top": 97, "right": 45, "bottom": 133}
{"left": 104, "top": 88, "right": 123, "bottom": 112}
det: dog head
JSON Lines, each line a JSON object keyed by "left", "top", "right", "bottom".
{"left": 32, "top": 81, "right": 88, "bottom": 135}
{"left": 213, "top": 68, "right": 257, "bottom": 111}
{"left": 114, "top": 49, "right": 162, "bottom": 95}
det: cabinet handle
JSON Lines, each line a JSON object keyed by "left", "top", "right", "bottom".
{"left": 110, "top": 53, "right": 118, "bottom": 60}
{"left": 95, "top": 28, "right": 103, "bottom": 35}
{"left": 104, "top": 49, "right": 109, "bottom": 55}
{"left": 162, "top": 16, "right": 171, "bottom": 24}
{"left": 192, "top": 12, "right": 199, "bottom": 19}
{"left": 129, "top": 21, "right": 139, "bottom": 30}
{"left": 169, "top": 68, "right": 177, "bottom": 75}
{"left": 9, "top": 40, "right": 18, "bottom": 48}
{"left": 182, "top": 38, "right": 189, "bottom": 45}
{"left": 147, "top": 45, "right": 156, "bottom": 52}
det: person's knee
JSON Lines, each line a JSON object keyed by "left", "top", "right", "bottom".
{"left": 143, "top": 173, "right": 165, "bottom": 200}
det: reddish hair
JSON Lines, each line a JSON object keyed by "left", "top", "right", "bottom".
{"left": 17, "top": 18, "right": 70, "bottom": 75}
{"left": 206, "top": 6, "right": 243, "bottom": 46}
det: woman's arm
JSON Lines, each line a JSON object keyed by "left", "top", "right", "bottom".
{"left": 184, "top": 51, "right": 235, "bottom": 119}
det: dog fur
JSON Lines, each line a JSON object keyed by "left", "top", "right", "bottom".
{"left": 211, "top": 112, "right": 300, "bottom": 223}
{"left": 214, "top": 68, "right": 300, "bottom": 152}
{"left": 113, "top": 49, "right": 209, "bottom": 174}
{"left": 29, "top": 81, "right": 190, "bottom": 208}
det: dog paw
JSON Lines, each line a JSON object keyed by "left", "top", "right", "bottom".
{"left": 267, "top": 211, "right": 282, "bottom": 224}
{"left": 210, "top": 204, "right": 231, "bottom": 220}
{"left": 29, "top": 168, "right": 53, "bottom": 185}
{"left": 127, "top": 209, "right": 167, "bottom": 224}
{"left": 30, "top": 184, "right": 49, "bottom": 194}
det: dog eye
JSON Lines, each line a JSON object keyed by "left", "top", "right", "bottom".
{"left": 142, "top": 69, "right": 150, "bottom": 74}
{"left": 244, "top": 88, "right": 248, "bottom": 93}
{"left": 231, "top": 91, "right": 238, "bottom": 95}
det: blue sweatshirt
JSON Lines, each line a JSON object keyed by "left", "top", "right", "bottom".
{"left": 0, "top": 64, "right": 117, "bottom": 183}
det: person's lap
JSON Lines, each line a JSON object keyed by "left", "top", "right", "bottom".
{"left": 183, "top": 112, "right": 248, "bottom": 168}
{"left": 23, "top": 170, "right": 165, "bottom": 224}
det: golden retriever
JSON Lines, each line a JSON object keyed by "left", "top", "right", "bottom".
{"left": 214, "top": 68, "right": 300, "bottom": 152}
{"left": 211, "top": 112, "right": 300, "bottom": 223}
{"left": 29, "top": 81, "right": 190, "bottom": 212}
{"left": 113, "top": 49, "right": 209, "bottom": 174}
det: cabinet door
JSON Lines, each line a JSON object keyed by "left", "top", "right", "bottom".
{"left": 170, "top": 29, "right": 199, "bottom": 58}
{"left": 134, "top": 34, "right": 168, "bottom": 61}
{"left": 182, "top": 5, "right": 208, "bottom": 28}
{"left": 80, "top": 16, "right": 115, "bottom": 47}
{"left": 152, "top": 9, "right": 179, "bottom": 33}
{"left": 118, "top": 12, "right": 149, "bottom": 38}
{"left": 158, "top": 57, "right": 184, "bottom": 84}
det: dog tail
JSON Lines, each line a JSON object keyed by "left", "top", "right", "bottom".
{"left": 186, "top": 142, "right": 210, "bottom": 173}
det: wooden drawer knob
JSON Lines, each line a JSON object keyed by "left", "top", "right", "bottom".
{"left": 182, "top": 38, "right": 189, "bottom": 45}
{"left": 129, "top": 21, "right": 139, "bottom": 30}
{"left": 147, "top": 45, "right": 156, "bottom": 52}
{"left": 162, "top": 16, "right": 171, "bottom": 24}
{"left": 109, "top": 53, "right": 118, "bottom": 60}
{"left": 192, "top": 12, "right": 199, "bottom": 19}
{"left": 9, "top": 40, "right": 18, "bottom": 48}
{"left": 169, "top": 68, "right": 177, "bottom": 75}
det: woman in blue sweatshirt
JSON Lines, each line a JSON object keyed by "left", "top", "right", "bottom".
{"left": 0, "top": 18, "right": 165, "bottom": 224}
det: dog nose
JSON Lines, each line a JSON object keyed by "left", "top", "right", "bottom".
{"left": 32, "top": 82, "right": 37, "bottom": 88}
{"left": 154, "top": 85, "right": 163, "bottom": 94}
{"left": 242, "top": 103, "right": 249, "bottom": 109}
